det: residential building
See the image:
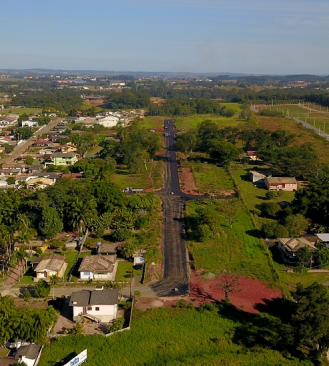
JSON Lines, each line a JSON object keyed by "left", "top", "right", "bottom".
{"left": 25, "top": 177, "right": 56, "bottom": 190}
{"left": 249, "top": 170, "right": 271, "bottom": 185}
{"left": 45, "top": 152, "right": 78, "bottom": 166}
{"left": 264, "top": 177, "right": 298, "bottom": 191}
{"left": 61, "top": 143, "right": 77, "bottom": 153}
{"left": 97, "top": 243, "right": 118, "bottom": 255}
{"left": 96, "top": 116, "right": 119, "bottom": 128}
{"left": 78, "top": 255, "right": 117, "bottom": 281}
{"left": 14, "top": 344, "right": 42, "bottom": 366}
{"left": 34, "top": 255, "right": 67, "bottom": 280}
{"left": 21, "top": 120, "right": 38, "bottom": 128}
{"left": 69, "top": 288, "right": 119, "bottom": 322}
{"left": 277, "top": 237, "right": 317, "bottom": 264}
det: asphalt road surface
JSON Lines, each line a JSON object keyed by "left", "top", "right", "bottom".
{"left": 0, "top": 117, "right": 63, "bottom": 164}
{"left": 152, "top": 119, "right": 191, "bottom": 297}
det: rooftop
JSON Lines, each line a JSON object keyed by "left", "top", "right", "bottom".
{"left": 15, "top": 344, "right": 41, "bottom": 360}
{"left": 278, "top": 237, "right": 317, "bottom": 252}
{"left": 266, "top": 177, "right": 297, "bottom": 184}
{"left": 78, "top": 255, "right": 116, "bottom": 273}
{"left": 69, "top": 289, "right": 119, "bottom": 307}
{"left": 35, "top": 255, "right": 66, "bottom": 272}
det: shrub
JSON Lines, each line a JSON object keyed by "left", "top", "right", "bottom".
{"left": 260, "top": 202, "right": 281, "bottom": 218}
{"left": 265, "top": 191, "right": 277, "bottom": 200}
{"left": 48, "top": 239, "right": 64, "bottom": 249}
{"left": 111, "top": 229, "right": 133, "bottom": 242}
{"left": 107, "top": 318, "right": 125, "bottom": 333}
{"left": 34, "top": 279, "right": 50, "bottom": 298}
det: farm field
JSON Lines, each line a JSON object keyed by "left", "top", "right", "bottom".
{"left": 39, "top": 307, "right": 305, "bottom": 366}
{"left": 185, "top": 199, "right": 277, "bottom": 285}
{"left": 256, "top": 103, "right": 329, "bottom": 136}
{"left": 111, "top": 160, "right": 163, "bottom": 191}
{"left": 2, "top": 107, "right": 41, "bottom": 115}
{"left": 174, "top": 113, "right": 242, "bottom": 131}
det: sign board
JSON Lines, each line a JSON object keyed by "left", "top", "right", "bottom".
{"left": 64, "top": 349, "right": 87, "bottom": 366}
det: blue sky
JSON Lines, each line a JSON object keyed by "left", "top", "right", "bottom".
{"left": 1, "top": 0, "right": 328, "bottom": 74}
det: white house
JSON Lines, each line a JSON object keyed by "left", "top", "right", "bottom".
{"left": 14, "top": 344, "right": 42, "bottom": 366}
{"left": 22, "top": 120, "right": 38, "bottom": 128}
{"left": 96, "top": 116, "right": 119, "bottom": 128}
{"left": 78, "top": 255, "right": 117, "bottom": 281}
{"left": 69, "top": 288, "right": 119, "bottom": 322}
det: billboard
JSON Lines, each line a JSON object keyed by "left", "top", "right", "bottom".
{"left": 64, "top": 349, "right": 87, "bottom": 366}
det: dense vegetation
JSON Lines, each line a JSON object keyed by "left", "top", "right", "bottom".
{"left": 0, "top": 295, "right": 57, "bottom": 344}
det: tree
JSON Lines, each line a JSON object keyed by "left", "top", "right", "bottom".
{"left": 285, "top": 214, "right": 308, "bottom": 237}
{"left": 296, "top": 247, "right": 312, "bottom": 268}
{"left": 209, "top": 139, "right": 240, "bottom": 166}
{"left": 34, "top": 279, "right": 50, "bottom": 298}
{"left": 24, "top": 155, "right": 34, "bottom": 165}
{"left": 38, "top": 206, "right": 63, "bottom": 239}
{"left": 260, "top": 202, "right": 281, "bottom": 218}
{"left": 287, "top": 282, "right": 329, "bottom": 359}
{"left": 218, "top": 270, "right": 242, "bottom": 300}
{"left": 216, "top": 199, "right": 241, "bottom": 228}
{"left": 120, "top": 241, "right": 137, "bottom": 258}
{"left": 6, "top": 177, "right": 15, "bottom": 185}
{"left": 315, "top": 244, "right": 329, "bottom": 268}
{"left": 15, "top": 127, "right": 33, "bottom": 140}
{"left": 4, "top": 144, "right": 14, "bottom": 154}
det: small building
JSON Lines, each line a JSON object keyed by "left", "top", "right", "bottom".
{"left": 315, "top": 233, "right": 329, "bottom": 248}
{"left": 61, "top": 143, "right": 77, "bottom": 153}
{"left": 25, "top": 177, "right": 56, "bottom": 190}
{"left": 69, "top": 288, "right": 119, "bottom": 322}
{"left": 34, "top": 255, "right": 67, "bottom": 280}
{"left": 14, "top": 343, "right": 42, "bottom": 366}
{"left": 249, "top": 170, "right": 271, "bottom": 185}
{"left": 246, "top": 151, "right": 261, "bottom": 161}
{"left": 78, "top": 255, "right": 117, "bottom": 281}
{"left": 277, "top": 237, "right": 317, "bottom": 264}
{"left": 97, "top": 243, "right": 118, "bottom": 255}
{"left": 264, "top": 177, "right": 298, "bottom": 191}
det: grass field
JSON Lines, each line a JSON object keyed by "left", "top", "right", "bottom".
{"left": 257, "top": 103, "right": 329, "bottom": 137}
{"left": 111, "top": 160, "right": 163, "bottom": 191}
{"left": 2, "top": 107, "right": 41, "bottom": 115}
{"left": 186, "top": 199, "right": 277, "bottom": 285}
{"left": 39, "top": 307, "right": 305, "bottom": 366}
{"left": 181, "top": 159, "right": 235, "bottom": 193}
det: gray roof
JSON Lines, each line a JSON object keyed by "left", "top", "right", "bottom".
{"left": 98, "top": 243, "right": 118, "bottom": 254}
{"left": 266, "top": 177, "right": 297, "bottom": 184}
{"left": 316, "top": 233, "right": 329, "bottom": 242}
{"left": 35, "top": 255, "right": 66, "bottom": 272}
{"left": 15, "top": 344, "right": 41, "bottom": 360}
{"left": 69, "top": 289, "right": 119, "bottom": 307}
{"left": 52, "top": 152, "right": 77, "bottom": 158}
{"left": 78, "top": 255, "right": 116, "bottom": 273}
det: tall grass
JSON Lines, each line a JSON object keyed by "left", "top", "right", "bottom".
{"left": 39, "top": 307, "right": 304, "bottom": 366}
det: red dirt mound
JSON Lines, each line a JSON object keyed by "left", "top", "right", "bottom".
{"left": 180, "top": 168, "right": 203, "bottom": 196}
{"left": 190, "top": 270, "right": 282, "bottom": 313}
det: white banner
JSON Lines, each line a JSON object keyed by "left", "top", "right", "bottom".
{"left": 64, "top": 349, "right": 87, "bottom": 366}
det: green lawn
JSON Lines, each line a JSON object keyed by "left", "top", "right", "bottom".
{"left": 116, "top": 261, "right": 142, "bottom": 282}
{"left": 111, "top": 160, "right": 163, "bottom": 191}
{"left": 3, "top": 107, "right": 41, "bottom": 115}
{"left": 174, "top": 114, "right": 243, "bottom": 131}
{"left": 39, "top": 307, "right": 305, "bottom": 366}
{"left": 63, "top": 250, "right": 79, "bottom": 281}
{"left": 186, "top": 200, "right": 278, "bottom": 285}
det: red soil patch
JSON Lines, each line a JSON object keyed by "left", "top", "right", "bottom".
{"left": 88, "top": 99, "right": 104, "bottom": 105}
{"left": 154, "top": 127, "right": 164, "bottom": 132}
{"left": 190, "top": 270, "right": 282, "bottom": 314}
{"left": 180, "top": 167, "right": 203, "bottom": 195}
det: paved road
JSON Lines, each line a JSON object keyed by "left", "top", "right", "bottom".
{"left": 0, "top": 117, "right": 63, "bottom": 164}
{"left": 152, "top": 119, "right": 190, "bottom": 297}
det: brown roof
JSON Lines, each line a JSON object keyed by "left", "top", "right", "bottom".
{"left": 69, "top": 289, "right": 119, "bottom": 306}
{"left": 98, "top": 243, "right": 118, "bottom": 254}
{"left": 78, "top": 255, "right": 116, "bottom": 273}
{"left": 266, "top": 177, "right": 297, "bottom": 184}
{"left": 35, "top": 255, "right": 66, "bottom": 272}
{"left": 278, "top": 237, "right": 316, "bottom": 253}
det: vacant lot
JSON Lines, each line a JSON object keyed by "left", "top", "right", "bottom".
{"left": 111, "top": 160, "right": 164, "bottom": 191}
{"left": 186, "top": 199, "right": 277, "bottom": 286}
{"left": 39, "top": 307, "right": 303, "bottom": 366}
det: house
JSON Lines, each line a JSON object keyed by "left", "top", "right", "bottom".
{"left": 25, "top": 177, "right": 56, "bottom": 190}
{"left": 14, "top": 343, "right": 42, "bottom": 366}
{"left": 97, "top": 243, "right": 118, "bottom": 255}
{"left": 21, "top": 120, "right": 38, "bottom": 128}
{"left": 78, "top": 255, "right": 117, "bottom": 281}
{"left": 315, "top": 233, "right": 329, "bottom": 248}
{"left": 45, "top": 152, "right": 78, "bottom": 166}
{"left": 264, "top": 177, "right": 297, "bottom": 191}
{"left": 249, "top": 170, "right": 271, "bottom": 185}
{"left": 246, "top": 151, "right": 261, "bottom": 161}
{"left": 277, "top": 237, "right": 317, "bottom": 264}
{"left": 61, "top": 143, "right": 77, "bottom": 153}
{"left": 69, "top": 288, "right": 119, "bottom": 322}
{"left": 96, "top": 116, "right": 119, "bottom": 128}
{"left": 34, "top": 255, "right": 67, "bottom": 280}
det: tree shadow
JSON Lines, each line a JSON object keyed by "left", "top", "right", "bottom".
{"left": 245, "top": 229, "right": 262, "bottom": 238}
{"left": 256, "top": 195, "right": 267, "bottom": 200}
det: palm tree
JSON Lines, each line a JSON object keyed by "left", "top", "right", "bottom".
{"left": 49, "top": 275, "right": 60, "bottom": 300}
